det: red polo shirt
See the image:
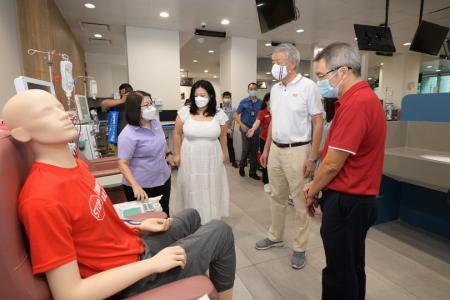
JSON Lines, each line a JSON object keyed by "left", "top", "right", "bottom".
{"left": 256, "top": 108, "right": 271, "bottom": 141}
{"left": 322, "top": 81, "right": 386, "bottom": 196}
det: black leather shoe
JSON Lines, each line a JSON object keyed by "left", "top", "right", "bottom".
{"left": 232, "top": 162, "right": 239, "bottom": 168}
{"left": 239, "top": 167, "right": 245, "bottom": 177}
{"left": 249, "top": 173, "right": 261, "bottom": 180}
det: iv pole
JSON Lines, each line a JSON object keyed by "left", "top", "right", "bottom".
{"left": 27, "top": 49, "right": 69, "bottom": 83}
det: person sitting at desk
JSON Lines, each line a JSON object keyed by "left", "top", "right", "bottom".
{"left": 2, "top": 90, "right": 236, "bottom": 300}
{"left": 118, "top": 91, "right": 173, "bottom": 215}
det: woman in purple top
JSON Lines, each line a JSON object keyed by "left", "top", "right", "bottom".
{"left": 118, "top": 91, "right": 173, "bottom": 215}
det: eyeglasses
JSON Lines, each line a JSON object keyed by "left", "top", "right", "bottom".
{"left": 140, "top": 103, "right": 153, "bottom": 108}
{"left": 317, "top": 65, "right": 352, "bottom": 80}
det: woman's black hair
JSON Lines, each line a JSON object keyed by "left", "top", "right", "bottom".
{"left": 261, "top": 92, "right": 270, "bottom": 110}
{"left": 323, "top": 97, "right": 337, "bottom": 122}
{"left": 189, "top": 80, "right": 217, "bottom": 117}
{"left": 125, "top": 91, "right": 151, "bottom": 126}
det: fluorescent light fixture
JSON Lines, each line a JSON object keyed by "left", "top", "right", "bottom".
{"left": 193, "top": 59, "right": 198, "bottom": 63}
{"left": 304, "top": 73, "right": 309, "bottom": 76}
{"left": 380, "top": 62, "right": 384, "bottom": 66}
{"left": 94, "top": 33, "right": 102, "bottom": 38}
{"left": 204, "top": 69, "right": 209, "bottom": 73}
{"left": 257, "top": 3, "right": 264, "bottom": 7}
{"left": 208, "top": 50, "right": 215, "bottom": 53}
{"left": 160, "top": 11, "right": 169, "bottom": 18}
{"left": 436, "top": 69, "right": 441, "bottom": 72}
{"left": 426, "top": 65, "right": 433, "bottom": 68}
{"left": 296, "top": 29, "right": 304, "bottom": 33}
{"left": 403, "top": 42, "right": 411, "bottom": 46}
{"left": 84, "top": 3, "right": 95, "bottom": 9}
{"left": 181, "top": 74, "right": 186, "bottom": 77}
{"left": 213, "top": 75, "right": 217, "bottom": 78}
{"left": 221, "top": 19, "right": 230, "bottom": 25}
{"left": 368, "top": 77, "right": 373, "bottom": 80}
{"left": 265, "top": 72, "right": 271, "bottom": 75}
{"left": 265, "top": 43, "right": 271, "bottom": 47}
{"left": 180, "top": 69, "right": 184, "bottom": 72}
{"left": 272, "top": 79, "right": 276, "bottom": 82}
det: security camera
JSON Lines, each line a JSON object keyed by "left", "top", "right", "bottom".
{"left": 201, "top": 22, "right": 207, "bottom": 29}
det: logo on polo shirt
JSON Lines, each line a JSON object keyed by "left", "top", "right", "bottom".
{"left": 89, "top": 181, "right": 108, "bottom": 221}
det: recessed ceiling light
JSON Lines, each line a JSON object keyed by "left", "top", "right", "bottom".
{"left": 204, "top": 69, "right": 209, "bottom": 73}
{"left": 94, "top": 33, "right": 102, "bottom": 38}
{"left": 221, "top": 19, "right": 230, "bottom": 25}
{"left": 368, "top": 77, "right": 373, "bottom": 80}
{"left": 84, "top": 3, "right": 95, "bottom": 9}
{"left": 193, "top": 59, "right": 198, "bottom": 63}
{"left": 265, "top": 43, "right": 271, "bottom": 47}
{"left": 380, "top": 62, "right": 384, "bottom": 66}
{"left": 181, "top": 74, "right": 186, "bottom": 77}
{"left": 208, "top": 50, "right": 215, "bottom": 54}
{"left": 180, "top": 69, "right": 184, "bottom": 72}
{"left": 256, "top": 3, "right": 264, "bottom": 7}
{"left": 426, "top": 65, "right": 433, "bottom": 68}
{"left": 160, "top": 11, "right": 169, "bottom": 18}
{"left": 265, "top": 72, "right": 271, "bottom": 75}
{"left": 354, "top": 37, "right": 358, "bottom": 41}
{"left": 436, "top": 69, "right": 441, "bottom": 72}
{"left": 403, "top": 42, "right": 411, "bottom": 46}
{"left": 213, "top": 75, "right": 217, "bottom": 78}
{"left": 304, "top": 73, "right": 309, "bottom": 76}
{"left": 272, "top": 79, "right": 276, "bottom": 82}
{"left": 296, "top": 29, "right": 304, "bottom": 33}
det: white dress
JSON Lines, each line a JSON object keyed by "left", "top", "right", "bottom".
{"left": 176, "top": 106, "right": 230, "bottom": 223}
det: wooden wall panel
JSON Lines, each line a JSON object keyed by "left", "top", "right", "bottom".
{"left": 17, "top": 0, "right": 86, "bottom": 108}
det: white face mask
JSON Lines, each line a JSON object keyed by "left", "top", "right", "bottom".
{"left": 195, "top": 96, "right": 209, "bottom": 108}
{"left": 142, "top": 106, "right": 157, "bottom": 120}
{"left": 223, "top": 97, "right": 231, "bottom": 104}
{"left": 271, "top": 63, "right": 288, "bottom": 81}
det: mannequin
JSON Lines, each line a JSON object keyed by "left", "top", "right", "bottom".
{"left": 2, "top": 90, "right": 235, "bottom": 300}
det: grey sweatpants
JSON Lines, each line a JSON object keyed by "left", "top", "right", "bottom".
{"left": 114, "top": 209, "right": 236, "bottom": 298}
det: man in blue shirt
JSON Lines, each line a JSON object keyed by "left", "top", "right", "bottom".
{"left": 234, "top": 83, "right": 263, "bottom": 179}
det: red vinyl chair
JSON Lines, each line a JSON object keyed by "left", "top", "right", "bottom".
{"left": 0, "top": 133, "right": 217, "bottom": 300}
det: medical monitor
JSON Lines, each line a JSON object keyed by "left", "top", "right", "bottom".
{"left": 14, "top": 76, "right": 56, "bottom": 96}
{"left": 75, "top": 94, "right": 92, "bottom": 124}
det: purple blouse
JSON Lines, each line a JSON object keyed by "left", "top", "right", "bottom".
{"left": 118, "top": 121, "right": 170, "bottom": 188}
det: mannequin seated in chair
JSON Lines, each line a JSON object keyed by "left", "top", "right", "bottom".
{"left": 2, "top": 90, "right": 235, "bottom": 300}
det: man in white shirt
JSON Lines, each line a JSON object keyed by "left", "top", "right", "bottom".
{"left": 256, "top": 44, "right": 324, "bottom": 269}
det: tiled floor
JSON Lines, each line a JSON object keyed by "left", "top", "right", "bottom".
{"left": 211, "top": 165, "right": 449, "bottom": 300}
{"left": 101, "top": 165, "right": 450, "bottom": 299}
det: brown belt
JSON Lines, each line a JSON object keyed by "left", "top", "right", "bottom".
{"left": 273, "top": 141, "right": 310, "bottom": 148}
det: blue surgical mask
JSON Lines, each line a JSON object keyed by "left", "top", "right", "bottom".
{"left": 249, "top": 90, "right": 257, "bottom": 97}
{"left": 317, "top": 71, "right": 343, "bottom": 98}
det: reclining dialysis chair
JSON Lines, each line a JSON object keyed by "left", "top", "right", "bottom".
{"left": 0, "top": 132, "right": 218, "bottom": 300}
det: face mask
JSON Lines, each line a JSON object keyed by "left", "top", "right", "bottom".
{"left": 317, "top": 71, "right": 344, "bottom": 98}
{"left": 195, "top": 96, "right": 209, "bottom": 108}
{"left": 223, "top": 97, "right": 231, "bottom": 104}
{"left": 141, "top": 106, "right": 157, "bottom": 120}
{"left": 271, "top": 63, "right": 288, "bottom": 81}
{"left": 249, "top": 90, "right": 257, "bottom": 97}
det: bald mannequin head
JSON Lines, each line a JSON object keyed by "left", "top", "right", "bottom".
{"left": 2, "top": 90, "right": 78, "bottom": 144}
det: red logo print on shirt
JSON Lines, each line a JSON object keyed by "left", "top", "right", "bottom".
{"left": 89, "top": 181, "right": 108, "bottom": 221}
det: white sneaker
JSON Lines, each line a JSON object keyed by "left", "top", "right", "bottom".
{"left": 264, "top": 184, "right": 271, "bottom": 193}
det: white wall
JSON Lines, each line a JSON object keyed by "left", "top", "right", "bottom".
{"left": 378, "top": 53, "right": 421, "bottom": 108}
{"left": 85, "top": 53, "right": 128, "bottom": 98}
{"left": 126, "top": 26, "right": 180, "bottom": 110}
{"left": 0, "top": 0, "right": 22, "bottom": 111}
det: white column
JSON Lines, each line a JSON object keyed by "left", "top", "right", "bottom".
{"left": 360, "top": 52, "right": 369, "bottom": 80}
{"left": 220, "top": 37, "right": 257, "bottom": 161}
{"left": 0, "top": 0, "right": 22, "bottom": 111}
{"left": 378, "top": 53, "right": 421, "bottom": 108}
{"left": 126, "top": 26, "right": 180, "bottom": 110}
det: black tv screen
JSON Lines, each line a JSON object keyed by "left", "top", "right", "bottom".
{"left": 410, "top": 20, "right": 449, "bottom": 56}
{"left": 354, "top": 24, "right": 396, "bottom": 52}
{"left": 256, "top": 0, "right": 297, "bottom": 33}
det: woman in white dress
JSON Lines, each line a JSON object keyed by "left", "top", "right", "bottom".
{"left": 174, "top": 80, "right": 229, "bottom": 223}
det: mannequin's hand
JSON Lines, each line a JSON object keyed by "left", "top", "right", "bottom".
{"left": 132, "top": 184, "right": 148, "bottom": 201}
{"left": 139, "top": 218, "right": 172, "bottom": 232}
{"left": 148, "top": 246, "right": 187, "bottom": 273}
{"left": 174, "top": 154, "right": 181, "bottom": 167}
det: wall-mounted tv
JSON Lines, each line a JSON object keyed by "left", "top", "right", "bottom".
{"left": 354, "top": 24, "right": 396, "bottom": 53}
{"left": 410, "top": 20, "right": 449, "bottom": 56}
{"left": 256, "top": 0, "right": 297, "bottom": 33}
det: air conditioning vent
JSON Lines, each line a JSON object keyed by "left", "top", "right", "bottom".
{"left": 81, "top": 22, "right": 110, "bottom": 33}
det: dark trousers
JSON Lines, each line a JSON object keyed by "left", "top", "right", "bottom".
{"left": 259, "top": 138, "right": 269, "bottom": 184}
{"left": 240, "top": 131, "right": 259, "bottom": 175}
{"left": 122, "top": 176, "right": 171, "bottom": 216}
{"left": 112, "top": 209, "right": 236, "bottom": 298}
{"left": 227, "top": 133, "right": 236, "bottom": 164}
{"left": 320, "top": 190, "right": 377, "bottom": 300}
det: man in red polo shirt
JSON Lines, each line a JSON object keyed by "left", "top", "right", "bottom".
{"left": 304, "top": 43, "right": 386, "bottom": 300}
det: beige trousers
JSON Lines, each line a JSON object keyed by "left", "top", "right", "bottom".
{"left": 267, "top": 143, "right": 310, "bottom": 252}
